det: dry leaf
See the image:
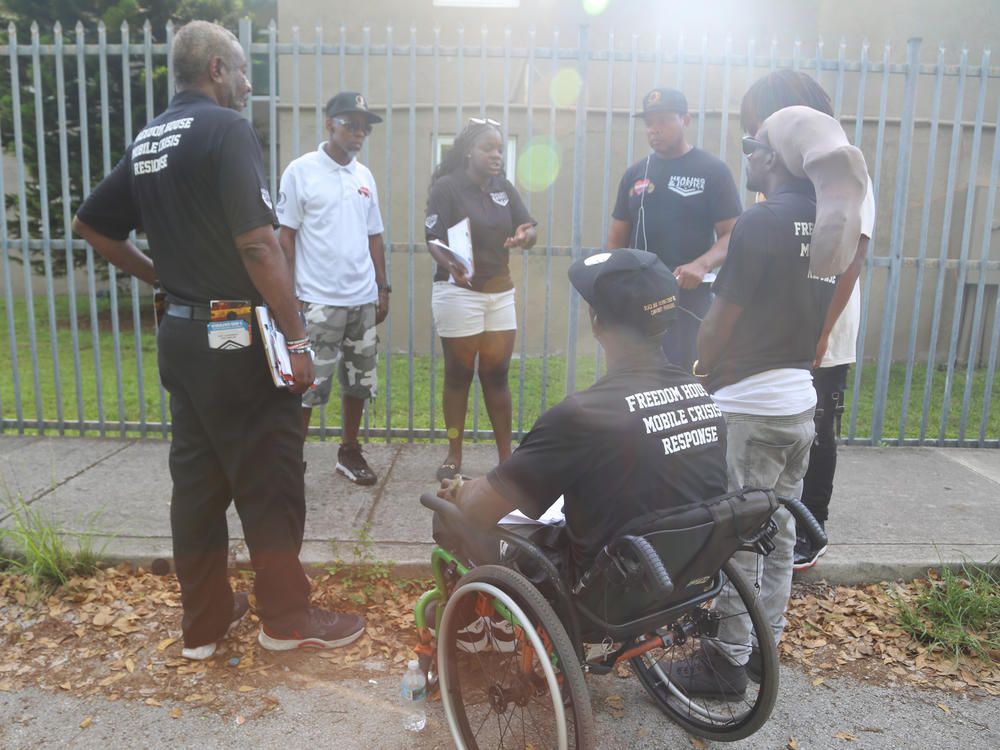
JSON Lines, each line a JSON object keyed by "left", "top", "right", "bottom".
{"left": 689, "top": 738, "right": 708, "bottom": 748}
{"left": 937, "top": 702, "right": 950, "bottom": 714}
{"left": 145, "top": 698, "right": 161, "bottom": 706}
{"left": 812, "top": 677, "right": 825, "bottom": 686}
{"left": 833, "top": 731, "right": 857, "bottom": 741}
{"left": 80, "top": 716, "right": 92, "bottom": 729}
{"left": 788, "top": 735, "right": 799, "bottom": 750}
{"left": 157, "top": 637, "right": 178, "bottom": 652}
{"left": 637, "top": 727, "right": 650, "bottom": 739}
{"left": 237, "top": 685, "right": 256, "bottom": 692}
{"left": 59, "top": 682, "right": 72, "bottom": 690}
{"left": 169, "top": 708, "right": 183, "bottom": 719}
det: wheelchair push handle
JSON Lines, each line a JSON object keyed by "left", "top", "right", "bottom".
{"left": 777, "top": 496, "right": 828, "bottom": 551}
{"left": 420, "top": 492, "right": 468, "bottom": 529}
{"left": 617, "top": 535, "right": 675, "bottom": 599}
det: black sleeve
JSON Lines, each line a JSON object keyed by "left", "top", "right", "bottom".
{"left": 424, "top": 178, "right": 456, "bottom": 242}
{"left": 504, "top": 179, "right": 536, "bottom": 228}
{"left": 711, "top": 207, "right": 772, "bottom": 308}
{"left": 216, "top": 118, "right": 278, "bottom": 238}
{"left": 75, "top": 154, "right": 139, "bottom": 240}
{"left": 486, "top": 400, "right": 586, "bottom": 519}
{"left": 707, "top": 159, "right": 743, "bottom": 225}
{"left": 611, "top": 168, "right": 634, "bottom": 223}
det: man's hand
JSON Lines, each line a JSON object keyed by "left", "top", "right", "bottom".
{"left": 813, "top": 334, "right": 830, "bottom": 369}
{"left": 287, "top": 351, "right": 315, "bottom": 395}
{"left": 437, "top": 476, "right": 462, "bottom": 504}
{"left": 673, "top": 259, "right": 708, "bottom": 290}
{"left": 375, "top": 290, "right": 389, "bottom": 324}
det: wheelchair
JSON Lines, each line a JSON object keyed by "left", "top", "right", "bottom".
{"left": 414, "top": 488, "right": 827, "bottom": 749}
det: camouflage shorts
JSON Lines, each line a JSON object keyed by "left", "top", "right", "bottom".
{"left": 301, "top": 301, "right": 378, "bottom": 407}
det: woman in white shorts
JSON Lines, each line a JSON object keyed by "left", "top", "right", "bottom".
{"left": 425, "top": 119, "right": 537, "bottom": 480}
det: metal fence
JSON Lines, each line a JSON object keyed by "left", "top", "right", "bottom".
{"left": 2, "top": 20, "right": 999, "bottom": 447}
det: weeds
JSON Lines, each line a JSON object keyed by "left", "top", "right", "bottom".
{"left": 0, "top": 493, "right": 109, "bottom": 590}
{"left": 891, "top": 559, "right": 1000, "bottom": 663}
{"left": 323, "top": 523, "right": 395, "bottom": 604}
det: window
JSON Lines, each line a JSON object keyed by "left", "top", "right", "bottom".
{"left": 435, "top": 135, "right": 517, "bottom": 183}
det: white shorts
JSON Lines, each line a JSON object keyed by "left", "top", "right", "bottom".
{"left": 432, "top": 281, "right": 517, "bottom": 338}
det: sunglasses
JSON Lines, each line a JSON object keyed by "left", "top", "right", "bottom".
{"left": 332, "top": 116, "right": 373, "bottom": 135}
{"left": 467, "top": 117, "right": 502, "bottom": 129}
{"left": 741, "top": 135, "right": 771, "bottom": 156}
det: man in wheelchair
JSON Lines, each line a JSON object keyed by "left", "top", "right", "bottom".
{"left": 436, "top": 249, "right": 749, "bottom": 688}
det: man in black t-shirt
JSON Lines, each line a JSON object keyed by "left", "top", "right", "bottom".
{"left": 669, "top": 130, "right": 833, "bottom": 698}
{"left": 606, "top": 88, "right": 742, "bottom": 372}
{"left": 436, "top": 249, "right": 728, "bottom": 573}
{"left": 73, "top": 21, "right": 364, "bottom": 660}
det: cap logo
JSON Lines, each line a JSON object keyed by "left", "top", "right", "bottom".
{"left": 356, "top": 94, "right": 366, "bottom": 109}
{"left": 646, "top": 90, "right": 661, "bottom": 106}
{"left": 584, "top": 252, "right": 612, "bottom": 266}
{"left": 644, "top": 294, "right": 676, "bottom": 318}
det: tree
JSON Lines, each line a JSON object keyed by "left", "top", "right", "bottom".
{"left": 0, "top": 1, "right": 267, "bottom": 277}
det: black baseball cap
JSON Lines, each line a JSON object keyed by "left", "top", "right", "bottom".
{"left": 569, "top": 249, "right": 678, "bottom": 336}
{"left": 325, "top": 91, "right": 383, "bottom": 123}
{"left": 635, "top": 87, "right": 688, "bottom": 117}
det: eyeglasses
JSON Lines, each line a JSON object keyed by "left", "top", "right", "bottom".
{"left": 741, "top": 135, "right": 771, "bottom": 156}
{"left": 332, "top": 117, "right": 373, "bottom": 135}
{"left": 467, "top": 117, "right": 502, "bottom": 129}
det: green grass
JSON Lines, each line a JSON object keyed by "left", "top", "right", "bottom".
{"left": 891, "top": 560, "right": 1000, "bottom": 663}
{"left": 2, "top": 292, "right": 999, "bottom": 443}
{"left": 0, "top": 492, "right": 108, "bottom": 589}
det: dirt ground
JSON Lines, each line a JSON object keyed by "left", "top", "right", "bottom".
{"left": 1, "top": 565, "right": 997, "bottom": 726}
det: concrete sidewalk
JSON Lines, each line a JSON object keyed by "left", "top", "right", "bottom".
{"left": 1, "top": 434, "right": 997, "bottom": 583}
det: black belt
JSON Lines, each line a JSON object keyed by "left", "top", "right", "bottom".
{"left": 166, "top": 303, "right": 212, "bottom": 320}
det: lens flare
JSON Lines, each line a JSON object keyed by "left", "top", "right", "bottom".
{"left": 516, "top": 141, "right": 561, "bottom": 192}
{"left": 549, "top": 68, "right": 583, "bottom": 108}
{"left": 582, "top": 0, "right": 610, "bottom": 15}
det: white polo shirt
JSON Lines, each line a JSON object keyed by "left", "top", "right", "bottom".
{"left": 276, "top": 144, "right": 384, "bottom": 307}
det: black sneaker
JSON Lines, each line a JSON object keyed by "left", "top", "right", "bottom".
{"left": 258, "top": 608, "right": 366, "bottom": 651}
{"left": 793, "top": 529, "right": 828, "bottom": 571}
{"left": 182, "top": 592, "right": 251, "bottom": 660}
{"left": 659, "top": 643, "right": 747, "bottom": 701}
{"left": 336, "top": 441, "right": 377, "bottom": 485}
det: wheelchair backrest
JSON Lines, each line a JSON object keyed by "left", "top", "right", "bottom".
{"left": 575, "top": 487, "right": 778, "bottom": 636}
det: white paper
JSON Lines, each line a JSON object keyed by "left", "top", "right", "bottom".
{"left": 430, "top": 217, "right": 474, "bottom": 283}
{"left": 500, "top": 496, "right": 565, "bottom": 526}
{"left": 255, "top": 305, "right": 294, "bottom": 387}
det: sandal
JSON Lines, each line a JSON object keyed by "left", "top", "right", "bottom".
{"left": 436, "top": 461, "right": 460, "bottom": 481}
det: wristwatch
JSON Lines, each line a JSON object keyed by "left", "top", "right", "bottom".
{"left": 378, "top": 282, "right": 392, "bottom": 293}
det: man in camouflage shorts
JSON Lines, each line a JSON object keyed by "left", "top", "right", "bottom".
{"left": 277, "top": 91, "right": 389, "bottom": 484}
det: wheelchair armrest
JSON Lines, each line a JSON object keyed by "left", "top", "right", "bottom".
{"left": 777, "top": 495, "right": 828, "bottom": 551}
{"left": 420, "top": 492, "right": 469, "bottom": 530}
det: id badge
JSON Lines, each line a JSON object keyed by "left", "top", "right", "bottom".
{"left": 207, "top": 299, "right": 252, "bottom": 349}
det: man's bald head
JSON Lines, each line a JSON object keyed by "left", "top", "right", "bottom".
{"left": 172, "top": 20, "right": 241, "bottom": 90}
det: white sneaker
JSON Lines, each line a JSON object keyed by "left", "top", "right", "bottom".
{"left": 182, "top": 592, "right": 250, "bottom": 660}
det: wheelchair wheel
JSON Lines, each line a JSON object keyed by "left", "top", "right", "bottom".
{"left": 438, "top": 564, "right": 595, "bottom": 750}
{"left": 629, "top": 559, "right": 778, "bottom": 742}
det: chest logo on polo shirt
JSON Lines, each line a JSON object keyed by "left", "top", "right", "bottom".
{"left": 358, "top": 186, "right": 371, "bottom": 198}
{"left": 631, "top": 179, "right": 655, "bottom": 197}
{"left": 490, "top": 191, "right": 509, "bottom": 207}
{"left": 260, "top": 187, "right": 273, "bottom": 210}
{"left": 425, "top": 214, "right": 438, "bottom": 230}
{"left": 667, "top": 176, "right": 705, "bottom": 197}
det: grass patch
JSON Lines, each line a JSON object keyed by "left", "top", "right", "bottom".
{"left": 0, "top": 493, "right": 109, "bottom": 590}
{"left": 3, "top": 292, "right": 999, "bottom": 442}
{"left": 891, "top": 561, "right": 1000, "bottom": 663}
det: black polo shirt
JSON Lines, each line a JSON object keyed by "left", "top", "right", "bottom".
{"left": 487, "top": 357, "right": 728, "bottom": 569}
{"left": 708, "top": 178, "right": 835, "bottom": 391}
{"left": 75, "top": 89, "right": 277, "bottom": 303}
{"left": 424, "top": 171, "right": 535, "bottom": 293}
{"left": 611, "top": 148, "right": 742, "bottom": 269}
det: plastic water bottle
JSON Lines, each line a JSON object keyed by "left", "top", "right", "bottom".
{"left": 400, "top": 659, "right": 427, "bottom": 731}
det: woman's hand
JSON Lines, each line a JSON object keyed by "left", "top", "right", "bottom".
{"left": 448, "top": 261, "right": 472, "bottom": 286}
{"left": 504, "top": 223, "right": 536, "bottom": 249}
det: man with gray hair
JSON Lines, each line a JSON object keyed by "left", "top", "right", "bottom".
{"left": 73, "top": 20, "right": 365, "bottom": 661}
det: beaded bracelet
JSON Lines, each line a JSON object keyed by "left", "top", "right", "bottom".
{"left": 287, "top": 345, "right": 313, "bottom": 356}
{"left": 286, "top": 337, "right": 310, "bottom": 348}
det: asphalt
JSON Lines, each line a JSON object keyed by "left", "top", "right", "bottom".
{"left": 1, "top": 434, "right": 998, "bottom": 584}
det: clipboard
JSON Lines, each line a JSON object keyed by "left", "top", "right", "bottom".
{"left": 428, "top": 217, "right": 474, "bottom": 282}
{"left": 255, "top": 305, "right": 296, "bottom": 387}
